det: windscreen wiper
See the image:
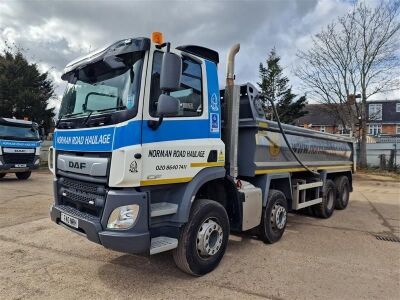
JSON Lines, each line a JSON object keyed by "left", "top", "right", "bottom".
{"left": 95, "top": 105, "right": 127, "bottom": 113}
{"left": 82, "top": 105, "right": 127, "bottom": 127}
{"left": 82, "top": 110, "right": 94, "bottom": 127}
{"left": 56, "top": 111, "right": 86, "bottom": 127}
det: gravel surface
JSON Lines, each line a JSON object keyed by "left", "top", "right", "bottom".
{"left": 0, "top": 171, "right": 399, "bottom": 299}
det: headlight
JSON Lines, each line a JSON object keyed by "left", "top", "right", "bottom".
{"left": 107, "top": 205, "right": 139, "bottom": 229}
{"left": 35, "top": 147, "right": 41, "bottom": 155}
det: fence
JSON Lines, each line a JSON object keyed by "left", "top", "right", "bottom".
{"left": 357, "top": 142, "right": 399, "bottom": 168}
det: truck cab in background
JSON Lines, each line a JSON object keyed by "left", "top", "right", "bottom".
{"left": 49, "top": 34, "right": 354, "bottom": 276}
{"left": 0, "top": 117, "right": 41, "bottom": 180}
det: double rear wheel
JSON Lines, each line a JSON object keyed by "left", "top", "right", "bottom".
{"left": 334, "top": 176, "right": 350, "bottom": 210}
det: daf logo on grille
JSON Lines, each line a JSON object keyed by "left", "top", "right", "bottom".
{"left": 68, "top": 161, "right": 87, "bottom": 169}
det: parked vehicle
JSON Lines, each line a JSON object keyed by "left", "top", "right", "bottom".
{"left": 49, "top": 33, "right": 355, "bottom": 275}
{"left": 0, "top": 117, "right": 41, "bottom": 179}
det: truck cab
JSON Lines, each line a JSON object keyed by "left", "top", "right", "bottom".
{"left": 50, "top": 34, "right": 354, "bottom": 275}
{"left": 0, "top": 117, "right": 41, "bottom": 180}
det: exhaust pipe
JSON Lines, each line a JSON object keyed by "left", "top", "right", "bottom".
{"left": 223, "top": 44, "right": 240, "bottom": 178}
{"left": 226, "top": 44, "right": 240, "bottom": 87}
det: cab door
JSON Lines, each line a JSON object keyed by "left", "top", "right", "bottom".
{"left": 140, "top": 47, "right": 223, "bottom": 187}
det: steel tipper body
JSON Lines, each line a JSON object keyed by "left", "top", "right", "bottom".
{"left": 49, "top": 34, "right": 354, "bottom": 276}
{"left": 0, "top": 117, "right": 41, "bottom": 180}
{"left": 232, "top": 84, "right": 354, "bottom": 175}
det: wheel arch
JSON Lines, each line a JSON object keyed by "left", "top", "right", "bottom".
{"left": 173, "top": 167, "right": 226, "bottom": 223}
{"left": 245, "top": 173, "right": 292, "bottom": 209}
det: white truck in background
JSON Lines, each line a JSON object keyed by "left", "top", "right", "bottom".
{"left": 49, "top": 33, "right": 354, "bottom": 275}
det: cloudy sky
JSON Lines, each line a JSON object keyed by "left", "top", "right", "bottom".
{"left": 0, "top": 0, "right": 394, "bottom": 111}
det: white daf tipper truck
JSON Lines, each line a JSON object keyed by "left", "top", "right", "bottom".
{"left": 49, "top": 33, "right": 355, "bottom": 275}
{"left": 0, "top": 117, "right": 41, "bottom": 179}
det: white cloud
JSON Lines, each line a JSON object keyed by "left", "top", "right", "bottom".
{"left": 0, "top": 0, "right": 396, "bottom": 115}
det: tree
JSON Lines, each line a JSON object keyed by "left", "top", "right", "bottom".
{"left": 296, "top": 1, "right": 400, "bottom": 167}
{"left": 258, "top": 48, "right": 307, "bottom": 124}
{"left": 0, "top": 48, "right": 55, "bottom": 133}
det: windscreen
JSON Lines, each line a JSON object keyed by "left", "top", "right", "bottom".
{"left": 59, "top": 53, "right": 144, "bottom": 120}
{"left": 0, "top": 124, "right": 39, "bottom": 140}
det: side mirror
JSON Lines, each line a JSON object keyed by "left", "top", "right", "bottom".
{"left": 160, "top": 52, "right": 182, "bottom": 91}
{"left": 157, "top": 94, "right": 179, "bottom": 116}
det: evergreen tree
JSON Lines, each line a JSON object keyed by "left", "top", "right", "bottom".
{"left": 258, "top": 48, "right": 307, "bottom": 124}
{"left": 0, "top": 49, "right": 55, "bottom": 132}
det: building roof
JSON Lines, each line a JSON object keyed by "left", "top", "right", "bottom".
{"left": 294, "top": 104, "right": 341, "bottom": 126}
{"left": 295, "top": 100, "right": 400, "bottom": 126}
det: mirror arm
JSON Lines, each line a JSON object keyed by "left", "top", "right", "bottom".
{"left": 148, "top": 115, "right": 164, "bottom": 130}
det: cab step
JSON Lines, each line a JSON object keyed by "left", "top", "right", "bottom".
{"left": 150, "top": 202, "right": 178, "bottom": 217}
{"left": 150, "top": 236, "right": 178, "bottom": 255}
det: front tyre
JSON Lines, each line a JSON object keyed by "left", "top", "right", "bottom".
{"left": 16, "top": 171, "right": 31, "bottom": 180}
{"left": 173, "top": 199, "right": 229, "bottom": 276}
{"left": 258, "top": 189, "right": 288, "bottom": 244}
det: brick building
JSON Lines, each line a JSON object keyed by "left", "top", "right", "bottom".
{"left": 366, "top": 100, "right": 400, "bottom": 136}
{"left": 295, "top": 100, "right": 400, "bottom": 137}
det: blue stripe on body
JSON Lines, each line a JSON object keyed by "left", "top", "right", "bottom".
{"left": 54, "top": 60, "right": 222, "bottom": 152}
{"left": 53, "top": 126, "right": 115, "bottom": 152}
{"left": 205, "top": 60, "right": 221, "bottom": 139}
{"left": 142, "top": 119, "right": 211, "bottom": 144}
{"left": 0, "top": 139, "right": 41, "bottom": 148}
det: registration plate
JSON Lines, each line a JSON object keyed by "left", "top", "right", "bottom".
{"left": 15, "top": 164, "right": 27, "bottom": 168}
{"left": 60, "top": 213, "right": 79, "bottom": 229}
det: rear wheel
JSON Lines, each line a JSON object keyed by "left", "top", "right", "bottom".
{"left": 258, "top": 189, "right": 288, "bottom": 244}
{"left": 334, "top": 176, "right": 350, "bottom": 210}
{"left": 313, "top": 179, "right": 336, "bottom": 218}
{"left": 0, "top": 173, "right": 6, "bottom": 179}
{"left": 173, "top": 199, "right": 229, "bottom": 276}
{"left": 16, "top": 171, "right": 31, "bottom": 180}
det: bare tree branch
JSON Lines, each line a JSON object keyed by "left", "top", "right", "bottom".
{"left": 295, "top": 1, "right": 400, "bottom": 167}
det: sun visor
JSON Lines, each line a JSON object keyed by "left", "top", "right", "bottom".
{"left": 61, "top": 37, "right": 150, "bottom": 81}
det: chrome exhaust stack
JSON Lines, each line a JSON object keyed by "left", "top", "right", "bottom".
{"left": 223, "top": 44, "right": 240, "bottom": 178}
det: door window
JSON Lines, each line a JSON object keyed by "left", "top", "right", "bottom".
{"left": 149, "top": 51, "right": 203, "bottom": 117}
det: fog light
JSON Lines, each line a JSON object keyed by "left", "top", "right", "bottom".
{"left": 107, "top": 205, "right": 139, "bottom": 229}
{"left": 35, "top": 159, "right": 40, "bottom": 165}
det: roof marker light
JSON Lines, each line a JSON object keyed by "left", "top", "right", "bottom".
{"left": 152, "top": 32, "right": 164, "bottom": 45}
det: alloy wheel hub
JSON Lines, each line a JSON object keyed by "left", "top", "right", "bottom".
{"left": 271, "top": 204, "right": 287, "bottom": 230}
{"left": 196, "top": 218, "right": 223, "bottom": 257}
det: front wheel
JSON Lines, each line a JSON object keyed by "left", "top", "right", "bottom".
{"left": 258, "top": 189, "right": 288, "bottom": 244}
{"left": 16, "top": 171, "right": 31, "bottom": 180}
{"left": 173, "top": 199, "right": 229, "bottom": 276}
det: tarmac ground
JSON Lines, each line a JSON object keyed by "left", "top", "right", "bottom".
{"left": 0, "top": 170, "right": 399, "bottom": 299}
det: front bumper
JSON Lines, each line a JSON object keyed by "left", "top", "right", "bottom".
{"left": 0, "top": 155, "right": 40, "bottom": 173}
{"left": 50, "top": 184, "right": 150, "bottom": 254}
